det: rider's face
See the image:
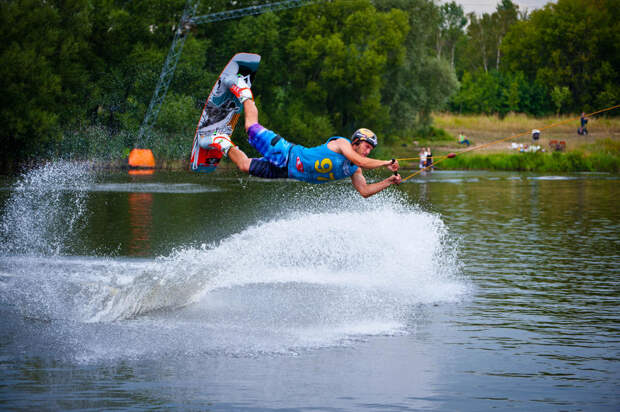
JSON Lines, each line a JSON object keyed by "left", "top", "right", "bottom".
{"left": 354, "top": 141, "right": 374, "bottom": 157}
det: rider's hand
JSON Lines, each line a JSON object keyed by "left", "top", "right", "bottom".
{"left": 387, "top": 159, "right": 399, "bottom": 172}
{"left": 389, "top": 174, "right": 402, "bottom": 185}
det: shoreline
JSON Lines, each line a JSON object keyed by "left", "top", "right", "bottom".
{"left": 4, "top": 113, "right": 619, "bottom": 176}
{"left": 4, "top": 145, "right": 617, "bottom": 176}
{"left": 119, "top": 149, "right": 620, "bottom": 174}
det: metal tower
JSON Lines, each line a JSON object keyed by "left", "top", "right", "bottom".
{"left": 135, "top": 0, "right": 199, "bottom": 148}
{"left": 134, "top": 0, "right": 317, "bottom": 150}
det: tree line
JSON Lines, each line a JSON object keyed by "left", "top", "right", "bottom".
{"left": 0, "top": 0, "right": 617, "bottom": 171}
{"left": 448, "top": 0, "right": 618, "bottom": 117}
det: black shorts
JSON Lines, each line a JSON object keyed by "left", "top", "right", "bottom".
{"left": 249, "top": 158, "right": 289, "bottom": 179}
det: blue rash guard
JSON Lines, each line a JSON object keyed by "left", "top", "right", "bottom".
{"left": 247, "top": 124, "right": 358, "bottom": 183}
{"left": 287, "top": 138, "right": 359, "bottom": 183}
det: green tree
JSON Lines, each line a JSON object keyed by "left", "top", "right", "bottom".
{"left": 87, "top": 0, "right": 190, "bottom": 129}
{"left": 551, "top": 86, "right": 571, "bottom": 115}
{"left": 493, "top": 0, "right": 519, "bottom": 70}
{"left": 376, "top": 0, "right": 458, "bottom": 134}
{"left": 437, "top": 1, "right": 467, "bottom": 68}
{"left": 279, "top": 0, "right": 409, "bottom": 144}
{"left": 0, "top": 0, "right": 93, "bottom": 170}
{"left": 502, "top": 0, "right": 620, "bottom": 112}
{"left": 463, "top": 12, "right": 495, "bottom": 73}
{"left": 0, "top": 0, "right": 470, "bottom": 169}
{"left": 506, "top": 76, "right": 520, "bottom": 112}
{"left": 449, "top": 69, "right": 552, "bottom": 115}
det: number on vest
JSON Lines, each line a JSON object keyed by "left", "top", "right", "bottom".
{"left": 315, "top": 158, "right": 335, "bottom": 181}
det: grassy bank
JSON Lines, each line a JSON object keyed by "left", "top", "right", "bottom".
{"left": 437, "top": 146, "right": 619, "bottom": 173}
{"left": 388, "top": 113, "right": 620, "bottom": 173}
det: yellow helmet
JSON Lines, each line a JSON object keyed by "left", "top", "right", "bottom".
{"left": 351, "top": 128, "right": 377, "bottom": 148}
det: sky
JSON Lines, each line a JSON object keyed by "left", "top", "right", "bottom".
{"left": 440, "top": 0, "right": 553, "bottom": 15}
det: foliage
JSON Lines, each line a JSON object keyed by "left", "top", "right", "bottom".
{"left": 375, "top": 0, "right": 458, "bottom": 133}
{"left": 0, "top": 0, "right": 93, "bottom": 170}
{"left": 0, "top": 0, "right": 617, "bottom": 172}
{"left": 501, "top": 0, "right": 620, "bottom": 113}
{"left": 436, "top": 1, "right": 467, "bottom": 67}
{"left": 282, "top": 1, "right": 410, "bottom": 139}
{"left": 550, "top": 86, "right": 571, "bottom": 115}
{"left": 1, "top": 0, "right": 462, "bottom": 171}
{"left": 449, "top": 69, "right": 553, "bottom": 115}
{"left": 451, "top": 0, "right": 618, "bottom": 117}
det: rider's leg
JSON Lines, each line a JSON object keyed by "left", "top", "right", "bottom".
{"left": 243, "top": 99, "right": 259, "bottom": 131}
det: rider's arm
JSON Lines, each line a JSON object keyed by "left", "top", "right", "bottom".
{"left": 350, "top": 169, "right": 401, "bottom": 198}
{"left": 332, "top": 138, "right": 397, "bottom": 170}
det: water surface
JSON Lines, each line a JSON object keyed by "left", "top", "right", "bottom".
{"left": 1, "top": 162, "right": 618, "bottom": 410}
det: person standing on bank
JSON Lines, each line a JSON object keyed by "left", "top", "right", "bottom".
{"left": 199, "top": 75, "right": 401, "bottom": 198}
{"left": 578, "top": 112, "right": 588, "bottom": 135}
{"left": 419, "top": 147, "right": 427, "bottom": 169}
{"left": 425, "top": 147, "right": 433, "bottom": 170}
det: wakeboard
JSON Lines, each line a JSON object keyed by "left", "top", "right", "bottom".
{"left": 190, "top": 53, "right": 261, "bottom": 173}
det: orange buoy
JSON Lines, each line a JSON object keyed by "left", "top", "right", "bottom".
{"left": 128, "top": 148, "right": 155, "bottom": 169}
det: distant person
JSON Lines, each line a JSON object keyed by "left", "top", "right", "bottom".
{"left": 578, "top": 112, "right": 588, "bottom": 135}
{"left": 532, "top": 129, "right": 540, "bottom": 141}
{"left": 458, "top": 132, "right": 470, "bottom": 146}
{"left": 419, "top": 148, "right": 426, "bottom": 169}
{"left": 425, "top": 147, "right": 433, "bottom": 170}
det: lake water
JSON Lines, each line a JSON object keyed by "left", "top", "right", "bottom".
{"left": 1, "top": 161, "right": 618, "bottom": 411}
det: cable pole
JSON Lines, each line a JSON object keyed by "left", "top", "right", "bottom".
{"left": 136, "top": 0, "right": 199, "bottom": 148}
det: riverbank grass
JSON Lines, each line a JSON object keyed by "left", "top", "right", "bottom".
{"left": 391, "top": 113, "right": 620, "bottom": 173}
{"left": 435, "top": 139, "right": 620, "bottom": 173}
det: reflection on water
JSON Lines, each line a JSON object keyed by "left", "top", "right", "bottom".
{"left": 0, "top": 166, "right": 618, "bottom": 411}
{"left": 128, "top": 192, "right": 152, "bottom": 256}
{"left": 128, "top": 169, "right": 155, "bottom": 176}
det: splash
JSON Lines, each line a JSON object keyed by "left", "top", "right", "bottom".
{"left": 0, "top": 160, "right": 92, "bottom": 256}
{"left": 0, "top": 178, "right": 468, "bottom": 359}
{"left": 2, "top": 197, "right": 464, "bottom": 319}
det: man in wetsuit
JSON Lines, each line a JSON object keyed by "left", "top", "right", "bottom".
{"left": 200, "top": 75, "right": 401, "bottom": 198}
